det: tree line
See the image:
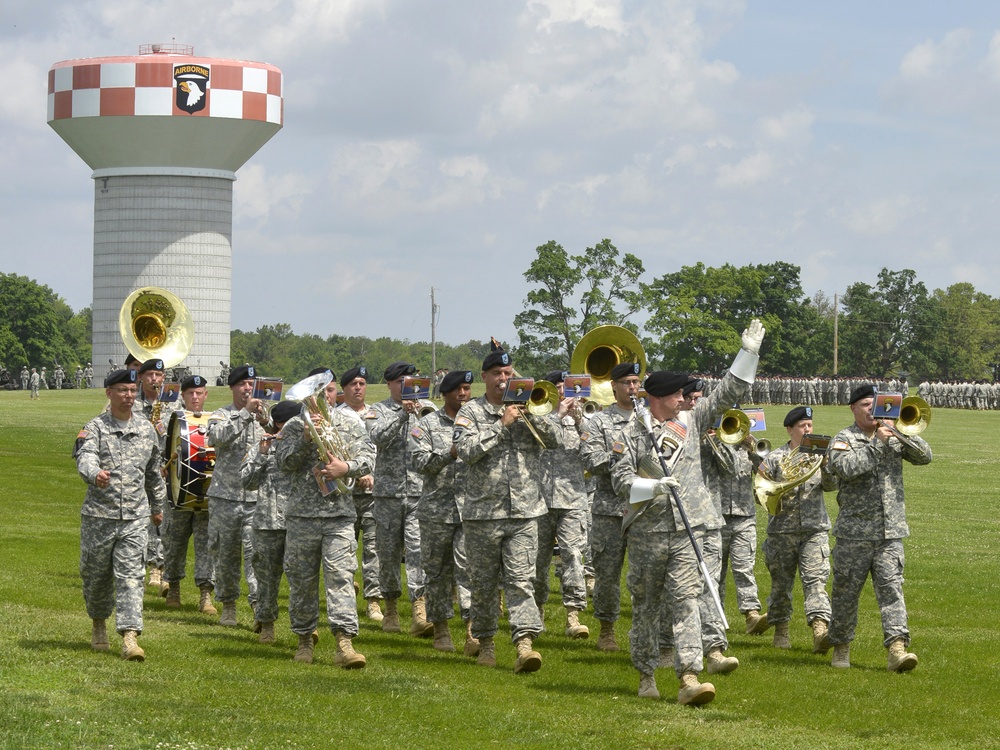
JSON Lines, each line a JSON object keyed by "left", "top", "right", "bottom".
{"left": 4, "top": 246, "right": 999, "bottom": 386}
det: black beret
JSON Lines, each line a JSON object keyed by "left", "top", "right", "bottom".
{"left": 271, "top": 400, "right": 301, "bottom": 425}
{"left": 228, "top": 364, "right": 255, "bottom": 386}
{"left": 482, "top": 350, "right": 512, "bottom": 371}
{"left": 138, "top": 358, "right": 165, "bottom": 374}
{"left": 783, "top": 405, "right": 813, "bottom": 427}
{"left": 308, "top": 367, "right": 336, "bottom": 381}
{"left": 683, "top": 378, "right": 704, "bottom": 396}
{"left": 340, "top": 366, "right": 369, "bottom": 388}
{"left": 440, "top": 370, "right": 474, "bottom": 393}
{"left": 384, "top": 361, "right": 416, "bottom": 381}
{"left": 181, "top": 375, "right": 207, "bottom": 391}
{"left": 542, "top": 370, "right": 566, "bottom": 385}
{"left": 611, "top": 362, "right": 642, "bottom": 380}
{"left": 644, "top": 370, "right": 688, "bottom": 397}
{"left": 849, "top": 384, "right": 876, "bottom": 405}
{"left": 104, "top": 369, "right": 137, "bottom": 387}
{"left": 124, "top": 353, "right": 139, "bottom": 366}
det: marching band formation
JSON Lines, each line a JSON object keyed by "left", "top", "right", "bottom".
{"left": 73, "top": 290, "right": 934, "bottom": 707}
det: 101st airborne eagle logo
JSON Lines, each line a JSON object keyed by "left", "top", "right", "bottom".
{"left": 174, "top": 64, "right": 209, "bottom": 114}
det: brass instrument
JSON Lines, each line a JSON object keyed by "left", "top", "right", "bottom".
{"left": 509, "top": 379, "right": 558, "bottom": 446}
{"left": 570, "top": 325, "right": 647, "bottom": 406}
{"left": 581, "top": 400, "right": 603, "bottom": 419}
{"left": 879, "top": 396, "right": 931, "bottom": 450}
{"left": 286, "top": 371, "right": 356, "bottom": 494}
{"left": 753, "top": 448, "right": 823, "bottom": 515}
{"left": 118, "top": 287, "right": 194, "bottom": 368}
{"left": 417, "top": 400, "right": 438, "bottom": 418}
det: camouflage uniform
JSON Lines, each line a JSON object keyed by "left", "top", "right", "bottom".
{"left": 133, "top": 393, "right": 167, "bottom": 575}
{"left": 75, "top": 367, "right": 83, "bottom": 389}
{"left": 827, "top": 424, "right": 931, "bottom": 647}
{"left": 338, "top": 403, "right": 380, "bottom": 600}
{"left": 20, "top": 366, "right": 29, "bottom": 390}
{"left": 29, "top": 370, "right": 40, "bottom": 399}
{"left": 206, "top": 404, "right": 263, "bottom": 607}
{"left": 241, "top": 440, "right": 293, "bottom": 625}
{"left": 54, "top": 366, "right": 64, "bottom": 389}
{"left": 409, "top": 409, "right": 472, "bottom": 623}
{"left": 533, "top": 412, "right": 589, "bottom": 614}
{"left": 579, "top": 404, "right": 632, "bottom": 624}
{"left": 275, "top": 412, "right": 375, "bottom": 637}
{"left": 611, "top": 371, "right": 749, "bottom": 677}
{"left": 453, "top": 396, "right": 562, "bottom": 642}
{"left": 84, "top": 365, "right": 94, "bottom": 388}
{"left": 761, "top": 443, "right": 837, "bottom": 626}
{"left": 76, "top": 411, "right": 166, "bottom": 634}
{"left": 715, "top": 442, "right": 762, "bottom": 615}
{"left": 366, "top": 399, "right": 425, "bottom": 604}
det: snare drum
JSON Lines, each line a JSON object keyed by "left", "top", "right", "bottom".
{"left": 166, "top": 411, "right": 215, "bottom": 511}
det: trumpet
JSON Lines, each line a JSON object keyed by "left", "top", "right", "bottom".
{"left": 286, "top": 371, "right": 355, "bottom": 494}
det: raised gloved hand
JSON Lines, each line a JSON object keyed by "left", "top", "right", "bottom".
{"left": 653, "top": 475, "right": 680, "bottom": 497}
{"left": 741, "top": 318, "right": 766, "bottom": 355}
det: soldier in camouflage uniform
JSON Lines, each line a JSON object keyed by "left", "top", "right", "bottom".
{"left": 241, "top": 400, "right": 300, "bottom": 644}
{"left": 826, "top": 384, "right": 931, "bottom": 671}
{"left": 54, "top": 365, "right": 65, "bottom": 390}
{"left": 133, "top": 359, "right": 169, "bottom": 597}
{"left": 207, "top": 365, "right": 268, "bottom": 626}
{"left": 162, "top": 375, "right": 217, "bottom": 614}
{"left": 409, "top": 370, "right": 477, "bottom": 655}
{"left": 29, "top": 368, "right": 39, "bottom": 399}
{"left": 610, "top": 320, "right": 764, "bottom": 706}
{"left": 21, "top": 365, "right": 29, "bottom": 391}
{"left": 76, "top": 369, "right": 165, "bottom": 661}
{"left": 365, "top": 362, "right": 432, "bottom": 636}
{"left": 758, "top": 406, "right": 837, "bottom": 652}
{"left": 579, "top": 362, "right": 643, "bottom": 652}
{"left": 85, "top": 363, "right": 94, "bottom": 388}
{"left": 453, "top": 345, "right": 563, "bottom": 673}
{"left": 337, "top": 366, "right": 383, "bottom": 622}
{"left": 274, "top": 371, "right": 376, "bottom": 668}
{"left": 75, "top": 366, "right": 84, "bottom": 389}
{"left": 532, "top": 370, "right": 591, "bottom": 640}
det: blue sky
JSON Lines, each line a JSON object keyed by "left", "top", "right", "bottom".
{"left": 4, "top": 1, "right": 1000, "bottom": 348}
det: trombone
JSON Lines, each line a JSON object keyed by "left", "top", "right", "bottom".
{"left": 876, "top": 396, "right": 931, "bottom": 450}
{"left": 504, "top": 379, "right": 558, "bottom": 447}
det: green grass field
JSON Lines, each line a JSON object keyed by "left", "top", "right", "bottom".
{"left": 1, "top": 386, "right": 997, "bottom": 749}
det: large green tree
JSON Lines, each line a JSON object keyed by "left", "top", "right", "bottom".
{"left": 0, "top": 273, "right": 82, "bottom": 370}
{"left": 513, "top": 239, "right": 644, "bottom": 373}
{"left": 915, "top": 283, "right": 996, "bottom": 380}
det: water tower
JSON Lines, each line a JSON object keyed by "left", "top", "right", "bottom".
{"left": 47, "top": 43, "right": 282, "bottom": 382}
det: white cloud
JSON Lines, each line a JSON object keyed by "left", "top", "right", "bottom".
{"left": 898, "top": 29, "right": 973, "bottom": 80}
{"left": 843, "top": 196, "right": 913, "bottom": 236}
{"left": 527, "top": 0, "right": 626, "bottom": 33}
{"left": 759, "top": 108, "right": 815, "bottom": 145}
{"left": 715, "top": 151, "right": 773, "bottom": 188}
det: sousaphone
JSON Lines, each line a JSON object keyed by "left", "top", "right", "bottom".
{"left": 570, "top": 325, "right": 646, "bottom": 406}
{"left": 118, "top": 287, "right": 194, "bottom": 368}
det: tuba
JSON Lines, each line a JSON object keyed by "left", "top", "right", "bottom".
{"left": 753, "top": 449, "right": 823, "bottom": 515}
{"left": 570, "top": 325, "right": 646, "bottom": 406}
{"left": 119, "top": 287, "right": 194, "bottom": 368}
{"left": 286, "top": 371, "right": 355, "bottom": 495}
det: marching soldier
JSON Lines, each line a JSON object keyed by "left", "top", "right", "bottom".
{"left": 206, "top": 365, "right": 267, "bottom": 626}
{"left": 76, "top": 369, "right": 165, "bottom": 660}
{"left": 337, "top": 366, "right": 383, "bottom": 622}
{"left": 611, "top": 320, "right": 764, "bottom": 705}
{"left": 366, "top": 361, "right": 432, "bottom": 637}
{"left": 409, "top": 370, "right": 477, "bottom": 654}
{"left": 274, "top": 371, "right": 376, "bottom": 667}
{"left": 161, "top": 375, "right": 217, "bottom": 614}
{"left": 827, "top": 384, "right": 931, "bottom": 671}
{"left": 453, "top": 344, "right": 562, "bottom": 673}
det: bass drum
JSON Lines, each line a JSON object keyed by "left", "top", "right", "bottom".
{"left": 166, "top": 411, "right": 215, "bottom": 511}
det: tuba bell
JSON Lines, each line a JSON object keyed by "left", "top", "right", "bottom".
{"left": 286, "top": 371, "right": 356, "bottom": 495}
{"left": 526, "top": 380, "right": 560, "bottom": 416}
{"left": 119, "top": 287, "right": 194, "bottom": 368}
{"left": 570, "top": 325, "right": 647, "bottom": 406}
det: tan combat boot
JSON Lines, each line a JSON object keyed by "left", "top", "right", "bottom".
{"left": 476, "top": 636, "right": 496, "bottom": 667}
{"left": 887, "top": 637, "right": 918, "bottom": 672}
{"left": 638, "top": 672, "right": 660, "bottom": 699}
{"left": 513, "top": 636, "right": 542, "bottom": 674}
{"left": 333, "top": 631, "right": 367, "bottom": 669}
{"left": 463, "top": 620, "right": 480, "bottom": 657}
{"left": 745, "top": 609, "right": 770, "bottom": 635}
{"left": 658, "top": 647, "right": 675, "bottom": 669}
{"left": 165, "top": 582, "right": 181, "bottom": 608}
{"left": 831, "top": 643, "right": 850, "bottom": 668}
{"left": 382, "top": 598, "right": 401, "bottom": 633}
{"left": 677, "top": 672, "right": 715, "bottom": 706}
{"left": 410, "top": 596, "right": 434, "bottom": 638}
{"left": 773, "top": 621, "right": 791, "bottom": 649}
{"left": 121, "top": 630, "right": 145, "bottom": 662}
{"left": 433, "top": 621, "right": 455, "bottom": 652}
{"left": 259, "top": 621, "right": 275, "bottom": 645}
{"left": 219, "top": 602, "right": 238, "bottom": 627}
{"left": 706, "top": 647, "right": 739, "bottom": 674}
{"left": 158, "top": 570, "right": 169, "bottom": 597}
{"left": 294, "top": 633, "right": 314, "bottom": 664}
{"left": 811, "top": 618, "right": 831, "bottom": 654}
{"left": 91, "top": 619, "right": 109, "bottom": 652}
{"left": 146, "top": 566, "right": 161, "bottom": 593}
{"left": 366, "top": 598, "right": 384, "bottom": 623}
{"left": 565, "top": 609, "right": 590, "bottom": 639}
{"left": 597, "top": 620, "right": 619, "bottom": 652}
{"left": 585, "top": 575, "right": 595, "bottom": 597}
{"left": 199, "top": 586, "right": 217, "bottom": 616}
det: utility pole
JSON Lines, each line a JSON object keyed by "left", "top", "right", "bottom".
{"left": 430, "top": 287, "right": 439, "bottom": 376}
{"left": 833, "top": 292, "right": 839, "bottom": 375}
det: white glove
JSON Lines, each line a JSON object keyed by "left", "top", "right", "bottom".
{"left": 741, "top": 318, "right": 766, "bottom": 355}
{"left": 653, "top": 476, "right": 680, "bottom": 497}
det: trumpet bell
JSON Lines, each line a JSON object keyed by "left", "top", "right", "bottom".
{"left": 717, "top": 409, "right": 751, "bottom": 445}
{"left": 897, "top": 396, "right": 931, "bottom": 436}
{"left": 581, "top": 400, "right": 603, "bottom": 418}
{"left": 119, "top": 287, "right": 194, "bottom": 368}
{"left": 527, "top": 380, "right": 560, "bottom": 416}
{"left": 570, "top": 325, "right": 647, "bottom": 406}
